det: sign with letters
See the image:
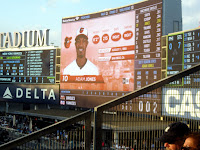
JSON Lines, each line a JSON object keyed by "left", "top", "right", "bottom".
{"left": 162, "top": 87, "right": 200, "bottom": 120}
{"left": 0, "top": 29, "right": 49, "bottom": 49}
{"left": 0, "top": 84, "right": 59, "bottom": 104}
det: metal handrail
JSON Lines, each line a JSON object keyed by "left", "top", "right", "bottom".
{"left": 0, "top": 109, "right": 91, "bottom": 150}
{"left": 93, "top": 63, "right": 200, "bottom": 149}
{"left": 1, "top": 63, "right": 200, "bottom": 150}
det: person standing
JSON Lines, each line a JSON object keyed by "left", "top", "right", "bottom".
{"left": 181, "top": 132, "right": 200, "bottom": 150}
{"left": 159, "top": 122, "right": 190, "bottom": 150}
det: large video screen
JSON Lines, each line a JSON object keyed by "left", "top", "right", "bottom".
{"left": 60, "top": 0, "right": 162, "bottom": 109}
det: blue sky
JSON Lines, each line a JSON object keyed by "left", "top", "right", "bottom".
{"left": 0, "top": 0, "right": 199, "bottom": 46}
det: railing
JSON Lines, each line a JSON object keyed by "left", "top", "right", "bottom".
{"left": 93, "top": 63, "right": 200, "bottom": 149}
{"left": 0, "top": 64, "right": 200, "bottom": 150}
{"left": 0, "top": 110, "right": 92, "bottom": 150}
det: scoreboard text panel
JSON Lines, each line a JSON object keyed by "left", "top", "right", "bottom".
{"left": 0, "top": 49, "right": 56, "bottom": 84}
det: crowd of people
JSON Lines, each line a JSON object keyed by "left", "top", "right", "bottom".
{"left": 0, "top": 114, "right": 39, "bottom": 134}
{"left": 0, "top": 114, "right": 42, "bottom": 144}
{"left": 0, "top": 112, "right": 200, "bottom": 149}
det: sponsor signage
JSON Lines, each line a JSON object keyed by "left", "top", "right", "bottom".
{"left": 162, "top": 87, "right": 200, "bottom": 120}
{"left": 0, "top": 29, "right": 50, "bottom": 49}
{"left": 0, "top": 84, "right": 59, "bottom": 104}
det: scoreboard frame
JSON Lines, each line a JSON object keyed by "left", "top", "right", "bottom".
{"left": 162, "top": 27, "right": 200, "bottom": 86}
{"left": 0, "top": 46, "right": 59, "bottom": 84}
{"left": 60, "top": 0, "right": 164, "bottom": 116}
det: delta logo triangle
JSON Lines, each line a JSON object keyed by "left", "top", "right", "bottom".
{"left": 3, "top": 87, "right": 13, "bottom": 99}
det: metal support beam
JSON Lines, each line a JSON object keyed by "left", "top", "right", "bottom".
{"left": 85, "top": 112, "right": 91, "bottom": 150}
{"left": 93, "top": 108, "right": 103, "bottom": 150}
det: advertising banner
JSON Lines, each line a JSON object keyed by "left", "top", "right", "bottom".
{"left": 0, "top": 84, "right": 59, "bottom": 105}
{"left": 162, "top": 87, "right": 200, "bottom": 120}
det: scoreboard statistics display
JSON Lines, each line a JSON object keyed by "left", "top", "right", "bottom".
{"left": 167, "top": 33, "right": 184, "bottom": 77}
{"left": 167, "top": 28, "right": 200, "bottom": 85}
{"left": 0, "top": 49, "right": 56, "bottom": 84}
{"left": 134, "top": 2, "right": 162, "bottom": 89}
{"left": 184, "top": 29, "right": 200, "bottom": 69}
{"left": 60, "top": 0, "right": 162, "bottom": 113}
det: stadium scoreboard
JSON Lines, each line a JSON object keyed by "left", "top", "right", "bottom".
{"left": 60, "top": 0, "right": 164, "bottom": 115}
{"left": 0, "top": 48, "right": 56, "bottom": 84}
{"left": 184, "top": 29, "right": 200, "bottom": 69}
{"left": 134, "top": 1, "right": 162, "bottom": 89}
{"left": 166, "top": 28, "right": 200, "bottom": 84}
{"left": 167, "top": 33, "right": 183, "bottom": 76}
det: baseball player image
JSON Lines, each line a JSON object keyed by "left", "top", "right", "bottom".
{"left": 63, "top": 27, "right": 99, "bottom": 75}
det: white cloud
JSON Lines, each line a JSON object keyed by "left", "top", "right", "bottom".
{"left": 47, "top": 0, "right": 80, "bottom": 5}
{"left": 182, "top": 0, "right": 198, "bottom": 8}
{"left": 183, "top": 16, "right": 195, "bottom": 25}
{"left": 47, "top": 0, "right": 57, "bottom": 7}
{"left": 71, "top": 0, "right": 80, "bottom": 3}
{"left": 61, "top": 0, "right": 80, "bottom": 3}
{"left": 22, "top": 24, "right": 44, "bottom": 31}
{"left": 183, "top": 15, "right": 200, "bottom": 30}
{"left": 15, "top": 25, "right": 60, "bottom": 46}
{"left": 40, "top": 6, "right": 47, "bottom": 13}
{"left": 44, "top": 0, "right": 80, "bottom": 11}
{"left": 50, "top": 30, "right": 61, "bottom": 46}
{"left": 182, "top": 0, "right": 200, "bottom": 30}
